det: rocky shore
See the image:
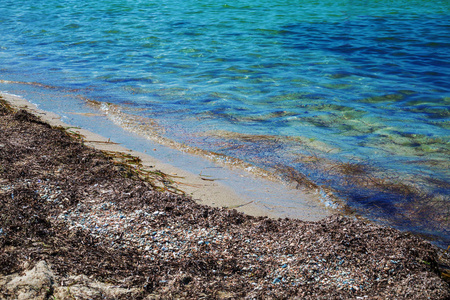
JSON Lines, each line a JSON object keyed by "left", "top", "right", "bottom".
{"left": 0, "top": 96, "right": 449, "bottom": 299}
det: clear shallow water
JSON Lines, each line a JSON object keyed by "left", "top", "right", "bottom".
{"left": 0, "top": 0, "right": 449, "bottom": 247}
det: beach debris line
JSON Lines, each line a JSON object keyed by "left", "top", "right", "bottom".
{"left": 0, "top": 97, "right": 449, "bottom": 299}
{"left": 102, "top": 150, "right": 185, "bottom": 195}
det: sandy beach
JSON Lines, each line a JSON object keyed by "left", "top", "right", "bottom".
{"left": 0, "top": 92, "right": 334, "bottom": 222}
{"left": 0, "top": 93, "right": 449, "bottom": 299}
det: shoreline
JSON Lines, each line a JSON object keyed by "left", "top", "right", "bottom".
{"left": 0, "top": 91, "right": 333, "bottom": 221}
{"left": 0, "top": 94, "right": 449, "bottom": 299}
{"left": 1, "top": 84, "right": 449, "bottom": 248}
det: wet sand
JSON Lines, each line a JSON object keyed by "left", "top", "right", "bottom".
{"left": 0, "top": 93, "right": 449, "bottom": 299}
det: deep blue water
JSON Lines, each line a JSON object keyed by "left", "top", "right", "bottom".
{"left": 0, "top": 0, "right": 449, "bottom": 247}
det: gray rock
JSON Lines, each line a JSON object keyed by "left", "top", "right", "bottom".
{"left": 0, "top": 261, "right": 140, "bottom": 300}
{"left": 2, "top": 261, "right": 54, "bottom": 300}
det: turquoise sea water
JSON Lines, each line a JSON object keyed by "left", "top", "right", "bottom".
{"left": 0, "top": 0, "right": 449, "bottom": 247}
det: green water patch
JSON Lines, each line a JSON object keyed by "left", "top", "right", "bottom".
{"left": 227, "top": 75, "right": 253, "bottom": 81}
{"left": 64, "top": 23, "right": 81, "bottom": 30}
{"left": 359, "top": 92, "right": 406, "bottom": 103}
{"left": 397, "top": 90, "right": 416, "bottom": 96}
{"left": 186, "top": 78, "right": 208, "bottom": 84}
{"left": 146, "top": 87, "right": 193, "bottom": 102}
{"left": 337, "top": 116, "right": 391, "bottom": 136}
{"left": 335, "top": 122, "right": 379, "bottom": 136}
{"left": 165, "top": 63, "right": 198, "bottom": 70}
{"left": 258, "top": 93, "right": 337, "bottom": 110}
{"left": 406, "top": 95, "right": 449, "bottom": 106}
{"left": 265, "top": 92, "right": 317, "bottom": 103}
{"left": 189, "top": 73, "right": 216, "bottom": 80}
{"left": 327, "top": 72, "right": 354, "bottom": 79}
{"left": 104, "top": 29, "right": 124, "bottom": 35}
{"left": 301, "top": 114, "right": 337, "bottom": 129}
{"left": 250, "top": 62, "right": 291, "bottom": 69}
{"left": 340, "top": 109, "right": 367, "bottom": 120}
{"left": 230, "top": 86, "right": 260, "bottom": 96}
{"left": 141, "top": 42, "right": 160, "bottom": 49}
{"left": 364, "top": 129, "right": 450, "bottom": 157}
{"left": 204, "top": 130, "right": 285, "bottom": 142}
{"left": 297, "top": 103, "right": 365, "bottom": 114}
{"left": 180, "top": 48, "right": 202, "bottom": 54}
{"left": 322, "top": 83, "right": 353, "bottom": 89}
{"left": 204, "top": 130, "right": 339, "bottom": 155}
{"left": 406, "top": 106, "right": 450, "bottom": 119}
{"left": 428, "top": 120, "right": 450, "bottom": 130}
{"left": 254, "top": 28, "right": 287, "bottom": 35}
{"left": 290, "top": 77, "right": 316, "bottom": 86}
{"left": 122, "top": 86, "right": 152, "bottom": 95}
{"left": 208, "top": 91, "right": 241, "bottom": 101}
{"left": 235, "top": 111, "right": 299, "bottom": 123}
{"left": 248, "top": 77, "right": 281, "bottom": 84}
{"left": 225, "top": 66, "right": 260, "bottom": 74}
{"left": 298, "top": 110, "right": 381, "bottom": 136}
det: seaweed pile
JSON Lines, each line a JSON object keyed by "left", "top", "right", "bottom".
{"left": 0, "top": 97, "right": 449, "bottom": 299}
